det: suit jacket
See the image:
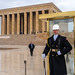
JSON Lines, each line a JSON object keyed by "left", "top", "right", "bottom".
{"left": 28, "top": 43, "right": 35, "bottom": 50}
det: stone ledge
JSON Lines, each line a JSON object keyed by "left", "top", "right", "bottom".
{"left": 0, "top": 36, "right": 10, "bottom": 38}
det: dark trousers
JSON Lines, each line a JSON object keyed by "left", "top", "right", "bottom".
{"left": 30, "top": 49, "right": 33, "bottom": 56}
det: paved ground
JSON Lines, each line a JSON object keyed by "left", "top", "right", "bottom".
{"left": 0, "top": 45, "right": 74, "bottom": 75}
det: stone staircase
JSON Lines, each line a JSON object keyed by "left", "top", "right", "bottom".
{"left": 0, "top": 32, "right": 73, "bottom": 45}
{"left": 0, "top": 34, "right": 47, "bottom": 45}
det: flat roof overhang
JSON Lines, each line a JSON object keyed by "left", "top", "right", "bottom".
{"left": 39, "top": 11, "right": 75, "bottom": 20}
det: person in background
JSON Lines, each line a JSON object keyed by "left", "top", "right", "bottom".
{"left": 28, "top": 42, "right": 35, "bottom": 56}
{"left": 42, "top": 24, "right": 72, "bottom": 75}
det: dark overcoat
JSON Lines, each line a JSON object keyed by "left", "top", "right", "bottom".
{"left": 43, "top": 34, "right": 72, "bottom": 75}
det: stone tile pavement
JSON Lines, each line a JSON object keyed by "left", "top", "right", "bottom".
{"left": 0, "top": 45, "right": 74, "bottom": 75}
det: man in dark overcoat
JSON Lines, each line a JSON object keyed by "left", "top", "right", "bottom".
{"left": 28, "top": 42, "right": 35, "bottom": 56}
{"left": 42, "top": 24, "right": 72, "bottom": 75}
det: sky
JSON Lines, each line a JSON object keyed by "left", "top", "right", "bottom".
{"left": 0, "top": 0, "right": 75, "bottom": 34}
{"left": 0, "top": 0, "right": 75, "bottom": 11}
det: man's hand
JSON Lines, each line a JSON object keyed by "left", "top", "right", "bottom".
{"left": 42, "top": 54, "right": 45, "bottom": 59}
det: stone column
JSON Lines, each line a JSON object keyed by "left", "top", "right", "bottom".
{"left": 7, "top": 14, "right": 10, "bottom": 35}
{"left": 12, "top": 13, "right": 15, "bottom": 34}
{"left": 73, "top": 16, "right": 75, "bottom": 75}
{"left": 49, "top": 9, "right": 53, "bottom": 13}
{"left": 42, "top": 10, "right": 45, "bottom": 33}
{"left": 1, "top": 15, "right": 5, "bottom": 35}
{"left": 17, "top": 13, "right": 20, "bottom": 34}
{"left": 24, "top": 12, "right": 27, "bottom": 34}
{"left": 30, "top": 11, "right": 33, "bottom": 34}
{"left": 20, "top": 14, "right": 24, "bottom": 34}
{"left": 74, "top": 17, "right": 75, "bottom": 52}
{"left": 36, "top": 11, "right": 39, "bottom": 34}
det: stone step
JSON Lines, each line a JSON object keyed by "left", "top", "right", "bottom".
{"left": 0, "top": 34, "right": 46, "bottom": 45}
{"left": 0, "top": 35, "right": 10, "bottom": 38}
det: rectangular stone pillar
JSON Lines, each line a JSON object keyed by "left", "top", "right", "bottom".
{"left": 7, "top": 14, "right": 10, "bottom": 35}
{"left": 1, "top": 15, "right": 5, "bottom": 35}
{"left": 17, "top": 13, "right": 20, "bottom": 34}
{"left": 20, "top": 14, "right": 24, "bottom": 34}
{"left": 73, "top": 16, "right": 75, "bottom": 73}
{"left": 12, "top": 14, "right": 15, "bottom": 34}
{"left": 30, "top": 12, "right": 33, "bottom": 34}
{"left": 42, "top": 10, "right": 45, "bottom": 33}
{"left": 36, "top": 11, "right": 39, "bottom": 34}
{"left": 49, "top": 9, "right": 53, "bottom": 13}
{"left": 24, "top": 12, "right": 27, "bottom": 34}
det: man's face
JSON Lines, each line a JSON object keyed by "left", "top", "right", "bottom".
{"left": 53, "top": 29, "right": 59, "bottom": 35}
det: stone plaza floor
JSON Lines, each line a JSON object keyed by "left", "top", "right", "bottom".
{"left": 0, "top": 45, "right": 74, "bottom": 75}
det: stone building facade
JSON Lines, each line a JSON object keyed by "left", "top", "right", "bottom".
{"left": 0, "top": 2, "right": 61, "bottom": 35}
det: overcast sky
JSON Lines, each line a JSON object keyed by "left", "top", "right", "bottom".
{"left": 0, "top": 0, "right": 75, "bottom": 34}
{"left": 0, "top": 0, "right": 75, "bottom": 11}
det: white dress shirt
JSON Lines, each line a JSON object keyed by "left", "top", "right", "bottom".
{"left": 53, "top": 34, "right": 58, "bottom": 41}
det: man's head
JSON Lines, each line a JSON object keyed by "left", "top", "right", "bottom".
{"left": 52, "top": 24, "right": 60, "bottom": 35}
